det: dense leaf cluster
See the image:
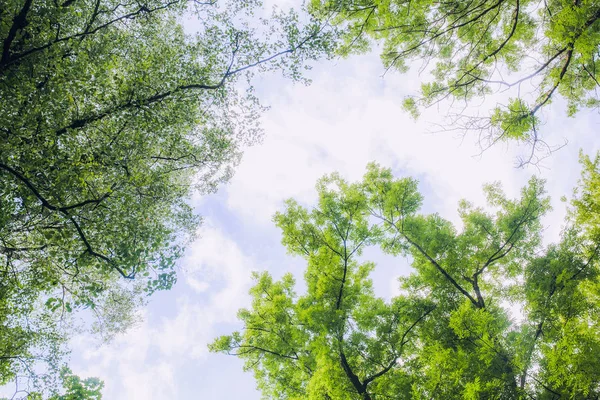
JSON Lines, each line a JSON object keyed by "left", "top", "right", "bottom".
{"left": 212, "top": 163, "right": 600, "bottom": 399}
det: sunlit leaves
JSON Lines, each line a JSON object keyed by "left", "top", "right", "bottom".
{"left": 212, "top": 162, "right": 600, "bottom": 399}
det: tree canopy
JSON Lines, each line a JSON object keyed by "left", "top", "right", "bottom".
{"left": 0, "top": 0, "right": 331, "bottom": 393}
{"left": 3, "top": 0, "right": 600, "bottom": 397}
{"left": 211, "top": 162, "right": 600, "bottom": 399}
{"left": 311, "top": 0, "right": 600, "bottom": 162}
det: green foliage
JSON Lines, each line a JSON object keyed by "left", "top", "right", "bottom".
{"left": 49, "top": 368, "right": 103, "bottom": 400}
{"left": 572, "top": 151, "right": 600, "bottom": 239}
{"left": 0, "top": 0, "right": 332, "bottom": 390}
{"left": 211, "top": 162, "right": 600, "bottom": 399}
{"left": 311, "top": 0, "right": 600, "bottom": 152}
{"left": 1, "top": 367, "right": 104, "bottom": 400}
{"left": 490, "top": 98, "right": 540, "bottom": 141}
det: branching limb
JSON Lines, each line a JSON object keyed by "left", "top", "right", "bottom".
{"left": 363, "top": 305, "right": 436, "bottom": 386}
{"left": 0, "top": 0, "right": 34, "bottom": 67}
{"left": 0, "top": 162, "right": 111, "bottom": 213}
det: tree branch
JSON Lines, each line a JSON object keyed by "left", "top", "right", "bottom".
{"left": 0, "top": 161, "right": 133, "bottom": 279}
{"left": 53, "top": 27, "right": 319, "bottom": 136}
{"left": 0, "top": 0, "right": 34, "bottom": 67}
{"left": 68, "top": 216, "right": 134, "bottom": 279}
{"left": 401, "top": 230, "right": 479, "bottom": 307}
{"left": 339, "top": 347, "right": 371, "bottom": 400}
{"left": 0, "top": 162, "right": 111, "bottom": 212}
{"left": 232, "top": 345, "right": 299, "bottom": 361}
{"left": 363, "top": 305, "right": 436, "bottom": 386}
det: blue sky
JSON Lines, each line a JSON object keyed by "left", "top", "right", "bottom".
{"left": 64, "top": 4, "right": 600, "bottom": 397}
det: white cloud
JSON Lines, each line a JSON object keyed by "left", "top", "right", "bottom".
{"left": 181, "top": 224, "right": 255, "bottom": 317}
{"left": 71, "top": 314, "right": 178, "bottom": 400}
{"left": 226, "top": 54, "right": 528, "bottom": 227}
{"left": 155, "top": 223, "right": 258, "bottom": 359}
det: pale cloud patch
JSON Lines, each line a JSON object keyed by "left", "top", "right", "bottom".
{"left": 155, "top": 298, "right": 213, "bottom": 359}
{"left": 156, "top": 222, "right": 257, "bottom": 359}
{"left": 70, "top": 314, "right": 178, "bottom": 400}
{"left": 225, "top": 55, "right": 527, "bottom": 227}
{"left": 115, "top": 361, "right": 177, "bottom": 399}
{"left": 181, "top": 223, "right": 256, "bottom": 317}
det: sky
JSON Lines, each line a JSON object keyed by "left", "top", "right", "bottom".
{"left": 63, "top": 4, "right": 600, "bottom": 399}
